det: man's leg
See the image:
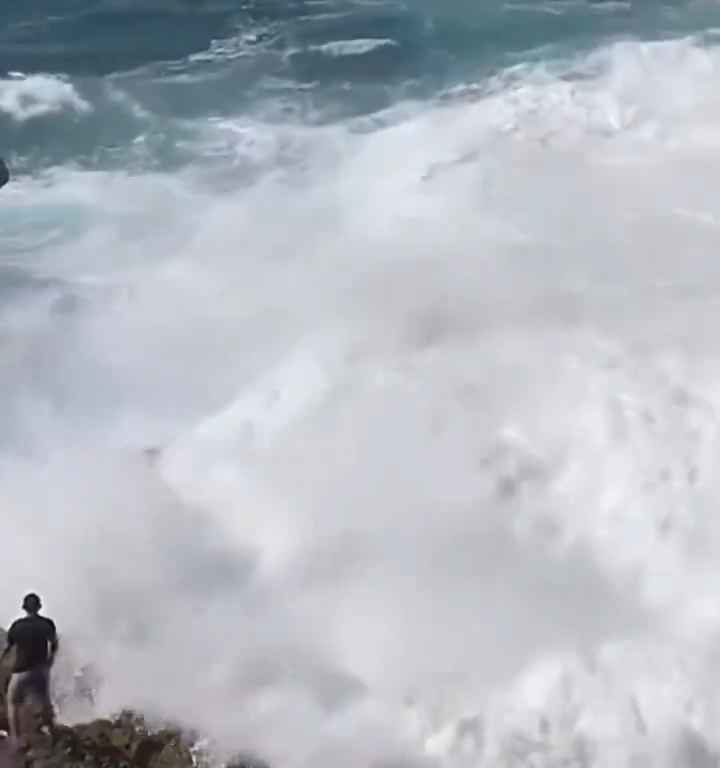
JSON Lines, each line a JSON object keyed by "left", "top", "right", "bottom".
{"left": 6, "top": 690, "right": 16, "bottom": 745}
{"left": 24, "top": 669, "right": 53, "bottom": 739}
{"left": 39, "top": 668, "right": 55, "bottom": 735}
{"left": 7, "top": 674, "right": 25, "bottom": 749}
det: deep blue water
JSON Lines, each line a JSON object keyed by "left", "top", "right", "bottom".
{"left": 3, "top": 1, "right": 720, "bottom": 171}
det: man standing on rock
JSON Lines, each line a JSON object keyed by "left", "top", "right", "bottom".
{"left": 0, "top": 594, "right": 58, "bottom": 747}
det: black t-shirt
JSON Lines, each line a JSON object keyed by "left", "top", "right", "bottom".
{"left": 7, "top": 615, "right": 57, "bottom": 673}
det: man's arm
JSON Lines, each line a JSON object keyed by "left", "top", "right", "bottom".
{"left": 0, "top": 625, "right": 15, "bottom": 666}
{"left": 47, "top": 621, "right": 58, "bottom": 667}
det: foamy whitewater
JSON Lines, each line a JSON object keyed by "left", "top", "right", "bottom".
{"left": 4, "top": 1, "right": 720, "bottom": 766}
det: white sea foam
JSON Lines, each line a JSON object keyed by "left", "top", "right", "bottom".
{"left": 308, "top": 39, "right": 399, "bottom": 57}
{"left": 0, "top": 74, "right": 91, "bottom": 121}
{"left": 4, "top": 36, "right": 720, "bottom": 768}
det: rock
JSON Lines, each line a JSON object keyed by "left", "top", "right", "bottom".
{"left": 131, "top": 735, "right": 167, "bottom": 768}
{"left": 226, "top": 755, "right": 272, "bottom": 768}
{"left": 0, "top": 629, "right": 266, "bottom": 768}
{"left": 11, "top": 712, "right": 196, "bottom": 768}
{"left": 148, "top": 740, "right": 194, "bottom": 768}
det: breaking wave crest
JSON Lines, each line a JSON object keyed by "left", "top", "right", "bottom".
{"left": 4, "top": 10, "right": 720, "bottom": 768}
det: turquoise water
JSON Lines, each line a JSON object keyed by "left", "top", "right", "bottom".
{"left": 3, "top": 1, "right": 720, "bottom": 169}
{"left": 5, "top": 3, "right": 720, "bottom": 767}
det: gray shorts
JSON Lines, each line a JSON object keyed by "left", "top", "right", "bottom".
{"left": 7, "top": 667, "right": 51, "bottom": 708}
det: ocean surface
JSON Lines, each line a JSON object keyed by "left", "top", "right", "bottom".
{"left": 5, "top": 1, "right": 720, "bottom": 766}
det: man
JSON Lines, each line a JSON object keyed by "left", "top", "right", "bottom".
{"left": 0, "top": 594, "right": 58, "bottom": 747}
{"left": 0, "top": 159, "right": 8, "bottom": 190}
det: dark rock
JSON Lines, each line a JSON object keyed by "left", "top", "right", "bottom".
{"left": 148, "top": 741, "right": 194, "bottom": 768}
{"left": 227, "top": 755, "right": 272, "bottom": 768}
{"left": 0, "top": 628, "right": 267, "bottom": 768}
{"left": 131, "top": 735, "right": 167, "bottom": 768}
{"left": 10, "top": 712, "right": 196, "bottom": 768}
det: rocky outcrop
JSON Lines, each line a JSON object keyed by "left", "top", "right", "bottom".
{"left": 9, "top": 710, "right": 267, "bottom": 768}
{"left": 16, "top": 712, "right": 195, "bottom": 768}
{"left": 0, "top": 628, "right": 267, "bottom": 768}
